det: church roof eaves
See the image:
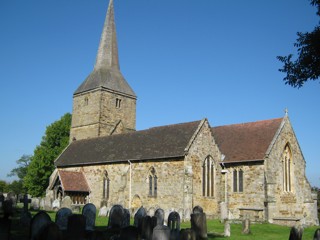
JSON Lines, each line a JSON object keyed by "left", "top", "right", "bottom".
{"left": 55, "top": 120, "right": 201, "bottom": 167}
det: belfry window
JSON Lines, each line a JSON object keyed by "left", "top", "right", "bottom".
{"left": 116, "top": 98, "right": 121, "bottom": 108}
{"left": 148, "top": 167, "right": 157, "bottom": 197}
{"left": 103, "top": 171, "right": 110, "bottom": 200}
{"left": 233, "top": 169, "right": 244, "bottom": 193}
{"left": 283, "top": 144, "right": 292, "bottom": 192}
{"left": 202, "top": 156, "right": 215, "bottom": 197}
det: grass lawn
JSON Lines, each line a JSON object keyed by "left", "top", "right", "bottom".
{"left": 9, "top": 207, "right": 319, "bottom": 240}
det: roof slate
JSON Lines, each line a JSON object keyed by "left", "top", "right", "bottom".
{"left": 55, "top": 120, "right": 201, "bottom": 167}
{"left": 59, "top": 170, "right": 90, "bottom": 192}
{"left": 212, "top": 118, "right": 283, "bottom": 163}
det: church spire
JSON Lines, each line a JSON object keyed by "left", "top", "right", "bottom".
{"left": 94, "top": 0, "right": 119, "bottom": 70}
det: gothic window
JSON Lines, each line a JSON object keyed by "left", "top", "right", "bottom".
{"left": 116, "top": 98, "right": 122, "bottom": 108}
{"left": 233, "top": 169, "right": 244, "bottom": 193}
{"left": 202, "top": 156, "right": 215, "bottom": 197}
{"left": 148, "top": 167, "right": 157, "bottom": 197}
{"left": 103, "top": 171, "right": 110, "bottom": 200}
{"left": 84, "top": 96, "right": 89, "bottom": 106}
{"left": 283, "top": 144, "right": 292, "bottom": 192}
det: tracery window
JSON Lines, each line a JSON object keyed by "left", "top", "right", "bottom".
{"left": 103, "top": 171, "right": 110, "bottom": 200}
{"left": 283, "top": 144, "right": 292, "bottom": 192}
{"left": 233, "top": 168, "right": 244, "bottom": 193}
{"left": 202, "top": 156, "right": 215, "bottom": 197}
{"left": 148, "top": 167, "right": 157, "bottom": 197}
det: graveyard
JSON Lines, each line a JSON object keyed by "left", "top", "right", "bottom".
{"left": 0, "top": 193, "right": 319, "bottom": 240}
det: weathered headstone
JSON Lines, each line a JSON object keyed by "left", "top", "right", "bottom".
{"left": 192, "top": 206, "right": 203, "bottom": 214}
{"left": 66, "top": 214, "right": 86, "bottom": 240}
{"left": 31, "top": 198, "right": 40, "bottom": 210}
{"left": 30, "top": 211, "right": 52, "bottom": 240}
{"left": 314, "top": 228, "right": 320, "bottom": 240}
{"left": 44, "top": 196, "right": 52, "bottom": 211}
{"left": 98, "top": 206, "right": 108, "bottom": 217}
{"left": 119, "top": 226, "right": 140, "bottom": 240}
{"left": 168, "top": 211, "right": 180, "bottom": 240}
{"left": 224, "top": 219, "right": 231, "bottom": 237}
{"left": 52, "top": 199, "right": 61, "bottom": 210}
{"left": 55, "top": 207, "right": 72, "bottom": 231}
{"left": 152, "top": 225, "right": 170, "bottom": 240}
{"left": 184, "top": 209, "right": 191, "bottom": 222}
{"left": 134, "top": 206, "right": 147, "bottom": 233}
{"left": 36, "top": 222, "right": 63, "bottom": 240}
{"left": 154, "top": 208, "right": 165, "bottom": 226}
{"left": 82, "top": 203, "right": 96, "bottom": 231}
{"left": 148, "top": 207, "right": 155, "bottom": 216}
{"left": 191, "top": 211, "right": 207, "bottom": 240}
{"left": 142, "top": 216, "right": 153, "bottom": 240}
{"left": 6, "top": 192, "right": 16, "bottom": 207}
{"left": 61, "top": 196, "right": 72, "bottom": 209}
{"left": 288, "top": 226, "right": 303, "bottom": 240}
{"left": 242, "top": 218, "right": 251, "bottom": 235}
{"left": 0, "top": 218, "right": 11, "bottom": 240}
{"left": 20, "top": 194, "right": 31, "bottom": 212}
{"left": 220, "top": 202, "right": 228, "bottom": 221}
{"left": 108, "top": 204, "right": 125, "bottom": 229}
{"left": 179, "top": 229, "right": 196, "bottom": 240}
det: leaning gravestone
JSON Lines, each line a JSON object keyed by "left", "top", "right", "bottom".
{"left": 154, "top": 208, "right": 165, "bottom": 226}
{"left": 191, "top": 208, "right": 207, "bottom": 240}
{"left": 61, "top": 196, "right": 72, "bottom": 209}
{"left": 82, "top": 203, "right": 96, "bottom": 231}
{"left": 134, "top": 206, "right": 147, "bottom": 233}
{"left": 314, "top": 228, "right": 320, "bottom": 240}
{"left": 55, "top": 207, "right": 73, "bottom": 231}
{"left": 288, "top": 226, "right": 303, "bottom": 240}
{"left": 108, "top": 204, "right": 125, "bottom": 229}
{"left": 152, "top": 225, "right": 170, "bottom": 240}
{"left": 168, "top": 211, "right": 180, "bottom": 240}
{"left": 30, "top": 211, "right": 52, "bottom": 240}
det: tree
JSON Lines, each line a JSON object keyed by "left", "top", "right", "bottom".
{"left": 24, "top": 113, "right": 71, "bottom": 197}
{"left": 0, "top": 180, "right": 8, "bottom": 193}
{"left": 277, "top": 0, "right": 320, "bottom": 88}
{"left": 7, "top": 154, "right": 31, "bottom": 180}
{"left": 6, "top": 180, "right": 24, "bottom": 195}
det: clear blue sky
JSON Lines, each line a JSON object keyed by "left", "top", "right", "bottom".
{"left": 0, "top": 1, "right": 319, "bottom": 187}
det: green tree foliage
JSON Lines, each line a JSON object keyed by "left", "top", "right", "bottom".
{"left": 6, "top": 180, "right": 24, "bottom": 194}
{"left": 277, "top": 0, "right": 320, "bottom": 88}
{"left": 24, "top": 113, "right": 71, "bottom": 197}
{"left": 0, "top": 180, "right": 8, "bottom": 192}
{"left": 7, "top": 154, "right": 31, "bottom": 180}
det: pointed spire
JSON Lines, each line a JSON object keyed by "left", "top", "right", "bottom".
{"left": 94, "top": 0, "right": 120, "bottom": 70}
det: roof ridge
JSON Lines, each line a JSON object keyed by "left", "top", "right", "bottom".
{"left": 213, "top": 117, "right": 283, "bottom": 128}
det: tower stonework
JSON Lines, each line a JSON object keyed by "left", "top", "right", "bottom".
{"left": 70, "top": 0, "right": 136, "bottom": 141}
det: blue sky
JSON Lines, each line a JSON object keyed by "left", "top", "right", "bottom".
{"left": 0, "top": 1, "right": 319, "bottom": 187}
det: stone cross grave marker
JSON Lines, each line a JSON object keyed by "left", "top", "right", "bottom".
{"left": 82, "top": 203, "right": 96, "bottom": 231}
{"left": 20, "top": 194, "right": 31, "bottom": 212}
{"left": 152, "top": 225, "right": 170, "bottom": 240}
{"left": 55, "top": 207, "right": 72, "bottom": 231}
{"left": 168, "top": 211, "right": 180, "bottom": 240}
{"left": 30, "top": 211, "right": 52, "bottom": 240}
{"left": 108, "top": 204, "right": 125, "bottom": 229}
{"left": 154, "top": 208, "right": 165, "bottom": 226}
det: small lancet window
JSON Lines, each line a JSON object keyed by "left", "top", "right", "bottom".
{"left": 116, "top": 98, "right": 122, "bottom": 108}
{"left": 84, "top": 97, "right": 89, "bottom": 106}
{"left": 202, "top": 156, "right": 215, "bottom": 197}
{"left": 283, "top": 144, "right": 292, "bottom": 192}
{"left": 148, "top": 167, "right": 157, "bottom": 197}
{"left": 233, "top": 168, "right": 244, "bottom": 193}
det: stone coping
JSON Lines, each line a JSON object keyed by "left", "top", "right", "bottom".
{"left": 238, "top": 208, "right": 264, "bottom": 211}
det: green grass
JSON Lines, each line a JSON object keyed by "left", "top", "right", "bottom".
{"left": 9, "top": 207, "right": 319, "bottom": 240}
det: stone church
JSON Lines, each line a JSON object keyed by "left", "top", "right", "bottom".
{"left": 47, "top": 0, "right": 318, "bottom": 226}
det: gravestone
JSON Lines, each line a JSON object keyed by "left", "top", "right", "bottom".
{"left": 152, "top": 225, "right": 170, "bottom": 240}
{"left": 30, "top": 211, "right": 52, "bottom": 240}
{"left": 123, "top": 208, "right": 130, "bottom": 228}
{"left": 142, "top": 216, "right": 153, "bottom": 240}
{"left": 20, "top": 194, "right": 31, "bottom": 212}
{"left": 242, "top": 218, "right": 251, "bottom": 235}
{"left": 180, "top": 229, "right": 196, "bottom": 240}
{"left": 40, "top": 198, "right": 45, "bottom": 209}
{"left": 44, "top": 196, "right": 52, "bottom": 211}
{"left": 119, "top": 226, "right": 140, "bottom": 240}
{"left": 98, "top": 206, "right": 108, "bottom": 217}
{"left": 314, "top": 228, "right": 320, "bottom": 240}
{"left": 192, "top": 206, "right": 203, "bottom": 214}
{"left": 31, "top": 198, "right": 40, "bottom": 210}
{"left": 154, "top": 208, "right": 165, "bottom": 226}
{"left": 108, "top": 204, "right": 125, "bottom": 229}
{"left": 0, "top": 193, "right": 4, "bottom": 209}
{"left": 2, "top": 200, "right": 13, "bottom": 219}
{"left": 134, "top": 206, "right": 147, "bottom": 233}
{"left": 82, "top": 203, "right": 96, "bottom": 231}
{"left": 0, "top": 218, "right": 11, "bottom": 240}
{"left": 66, "top": 214, "right": 86, "bottom": 240}
{"left": 220, "top": 202, "right": 228, "bottom": 221}
{"left": 6, "top": 192, "right": 16, "bottom": 207}
{"left": 224, "top": 219, "right": 231, "bottom": 237}
{"left": 168, "top": 211, "right": 180, "bottom": 240}
{"left": 288, "top": 226, "right": 303, "bottom": 240}
{"left": 148, "top": 207, "right": 155, "bottom": 216}
{"left": 184, "top": 209, "right": 191, "bottom": 222}
{"left": 52, "top": 199, "right": 61, "bottom": 210}
{"left": 55, "top": 207, "right": 72, "bottom": 231}
{"left": 191, "top": 211, "right": 207, "bottom": 240}
{"left": 36, "top": 222, "right": 63, "bottom": 240}
{"left": 61, "top": 196, "right": 72, "bottom": 209}
{"left": 20, "top": 210, "right": 32, "bottom": 227}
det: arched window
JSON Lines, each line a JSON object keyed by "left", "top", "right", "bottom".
{"left": 103, "top": 171, "right": 110, "bottom": 200}
{"left": 233, "top": 168, "right": 244, "bottom": 193}
{"left": 202, "top": 156, "right": 215, "bottom": 197}
{"left": 283, "top": 144, "right": 292, "bottom": 192}
{"left": 84, "top": 96, "right": 89, "bottom": 106}
{"left": 148, "top": 167, "right": 157, "bottom": 197}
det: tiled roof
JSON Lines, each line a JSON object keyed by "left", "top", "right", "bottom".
{"left": 55, "top": 120, "right": 201, "bottom": 167}
{"left": 212, "top": 118, "right": 283, "bottom": 163}
{"left": 58, "top": 170, "right": 90, "bottom": 192}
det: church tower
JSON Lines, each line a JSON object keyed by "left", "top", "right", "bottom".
{"left": 70, "top": 0, "right": 136, "bottom": 141}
